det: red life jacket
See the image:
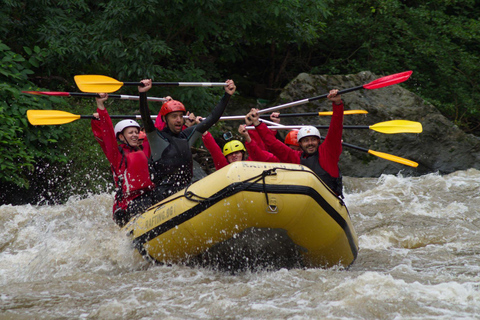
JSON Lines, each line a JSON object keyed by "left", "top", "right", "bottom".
{"left": 114, "top": 146, "right": 154, "bottom": 208}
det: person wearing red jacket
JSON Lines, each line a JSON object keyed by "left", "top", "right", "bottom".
{"left": 249, "top": 89, "right": 344, "bottom": 197}
{"left": 91, "top": 94, "right": 156, "bottom": 227}
{"left": 201, "top": 123, "right": 279, "bottom": 170}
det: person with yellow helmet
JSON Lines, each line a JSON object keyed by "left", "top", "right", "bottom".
{"left": 248, "top": 89, "right": 345, "bottom": 197}
{"left": 138, "top": 78, "right": 236, "bottom": 201}
{"left": 222, "top": 139, "right": 247, "bottom": 163}
{"left": 201, "top": 122, "right": 279, "bottom": 170}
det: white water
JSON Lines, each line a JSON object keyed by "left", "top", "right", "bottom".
{"left": 1, "top": 169, "right": 480, "bottom": 319}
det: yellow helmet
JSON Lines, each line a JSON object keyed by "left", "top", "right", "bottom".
{"left": 222, "top": 140, "right": 246, "bottom": 156}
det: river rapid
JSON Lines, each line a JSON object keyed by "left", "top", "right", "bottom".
{"left": 1, "top": 169, "right": 479, "bottom": 319}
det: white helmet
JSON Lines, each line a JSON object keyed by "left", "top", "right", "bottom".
{"left": 297, "top": 126, "right": 321, "bottom": 142}
{"left": 114, "top": 120, "right": 141, "bottom": 137}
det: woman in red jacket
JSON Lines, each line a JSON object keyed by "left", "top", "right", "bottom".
{"left": 91, "top": 93, "right": 156, "bottom": 227}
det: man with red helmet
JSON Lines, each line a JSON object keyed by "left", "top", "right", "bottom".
{"left": 138, "top": 78, "right": 236, "bottom": 201}
{"left": 249, "top": 89, "right": 344, "bottom": 197}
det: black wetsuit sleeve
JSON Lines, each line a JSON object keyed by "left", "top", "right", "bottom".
{"left": 195, "top": 93, "right": 231, "bottom": 134}
{"left": 139, "top": 92, "right": 156, "bottom": 133}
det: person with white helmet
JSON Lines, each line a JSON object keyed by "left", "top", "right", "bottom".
{"left": 248, "top": 89, "right": 344, "bottom": 197}
{"left": 138, "top": 78, "right": 236, "bottom": 201}
{"left": 91, "top": 93, "right": 156, "bottom": 227}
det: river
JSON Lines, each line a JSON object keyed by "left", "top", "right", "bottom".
{"left": 1, "top": 169, "right": 479, "bottom": 319}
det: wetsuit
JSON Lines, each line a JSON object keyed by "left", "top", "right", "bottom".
{"left": 139, "top": 92, "right": 232, "bottom": 200}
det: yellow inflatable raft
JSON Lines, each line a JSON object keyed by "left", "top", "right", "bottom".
{"left": 123, "top": 161, "right": 359, "bottom": 269}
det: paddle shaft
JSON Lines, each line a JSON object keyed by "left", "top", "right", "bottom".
{"left": 123, "top": 82, "right": 227, "bottom": 87}
{"left": 66, "top": 92, "right": 166, "bottom": 102}
{"left": 246, "top": 125, "right": 371, "bottom": 130}
{"left": 222, "top": 110, "right": 368, "bottom": 121}
{"left": 258, "top": 86, "right": 363, "bottom": 115}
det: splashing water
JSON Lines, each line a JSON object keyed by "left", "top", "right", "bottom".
{"left": 1, "top": 169, "right": 480, "bottom": 319}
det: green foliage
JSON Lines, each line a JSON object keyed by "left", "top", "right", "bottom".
{"left": 0, "top": 40, "right": 68, "bottom": 188}
{"left": 1, "top": 0, "right": 480, "bottom": 204}
{"left": 309, "top": 0, "right": 480, "bottom": 133}
{"left": 2, "top": 0, "right": 333, "bottom": 102}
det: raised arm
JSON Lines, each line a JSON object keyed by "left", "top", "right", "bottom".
{"left": 195, "top": 79, "right": 236, "bottom": 134}
{"left": 138, "top": 79, "right": 156, "bottom": 133}
{"left": 201, "top": 131, "right": 229, "bottom": 170}
{"left": 249, "top": 108, "right": 300, "bottom": 163}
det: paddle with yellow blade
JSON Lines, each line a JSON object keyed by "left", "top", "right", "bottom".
{"left": 245, "top": 121, "right": 420, "bottom": 167}
{"left": 22, "top": 90, "right": 166, "bottom": 102}
{"left": 27, "top": 109, "right": 420, "bottom": 133}
{"left": 217, "top": 109, "right": 368, "bottom": 121}
{"left": 338, "top": 140, "right": 419, "bottom": 168}
{"left": 26, "top": 110, "right": 369, "bottom": 126}
{"left": 257, "top": 70, "right": 413, "bottom": 115}
{"left": 74, "top": 75, "right": 228, "bottom": 93}
{"left": 252, "top": 120, "right": 422, "bottom": 134}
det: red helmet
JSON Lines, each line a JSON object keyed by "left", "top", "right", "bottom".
{"left": 160, "top": 100, "right": 186, "bottom": 116}
{"left": 138, "top": 131, "right": 147, "bottom": 140}
{"left": 284, "top": 130, "right": 299, "bottom": 146}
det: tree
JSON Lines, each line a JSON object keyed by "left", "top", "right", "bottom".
{"left": 308, "top": 0, "right": 480, "bottom": 133}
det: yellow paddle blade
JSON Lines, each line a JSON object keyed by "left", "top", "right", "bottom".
{"left": 368, "top": 150, "right": 418, "bottom": 167}
{"left": 27, "top": 110, "right": 81, "bottom": 125}
{"left": 370, "top": 120, "right": 422, "bottom": 134}
{"left": 74, "top": 75, "right": 124, "bottom": 93}
{"left": 317, "top": 110, "right": 368, "bottom": 116}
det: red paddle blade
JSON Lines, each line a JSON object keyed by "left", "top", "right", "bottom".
{"left": 22, "top": 91, "right": 44, "bottom": 95}
{"left": 363, "top": 71, "right": 413, "bottom": 90}
{"left": 21, "top": 91, "right": 70, "bottom": 96}
{"left": 37, "top": 91, "right": 71, "bottom": 96}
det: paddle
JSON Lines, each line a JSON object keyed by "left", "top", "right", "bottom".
{"left": 246, "top": 121, "right": 419, "bottom": 167}
{"left": 27, "top": 109, "right": 369, "bottom": 126}
{"left": 26, "top": 110, "right": 149, "bottom": 125}
{"left": 22, "top": 90, "right": 166, "bottom": 102}
{"left": 257, "top": 70, "right": 413, "bottom": 115}
{"left": 74, "top": 75, "right": 228, "bottom": 93}
{"left": 245, "top": 120, "right": 422, "bottom": 134}
{"left": 218, "top": 110, "right": 368, "bottom": 121}
{"left": 338, "top": 140, "right": 418, "bottom": 168}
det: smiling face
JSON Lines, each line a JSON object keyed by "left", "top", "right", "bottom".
{"left": 299, "top": 136, "right": 320, "bottom": 155}
{"left": 119, "top": 127, "right": 140, "bottom": 147}
{"left": 226, "top": 151, "right": 244, "bottom": 163}
{"left": 164, "top": 111, "right": 185, "bottom": 134}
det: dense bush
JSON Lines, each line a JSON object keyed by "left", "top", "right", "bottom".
{"left": 0, "top": 41, "right": 68, "bottom": 189}
{"left": 1, "top": 0, "right": 479, "bottom": 204}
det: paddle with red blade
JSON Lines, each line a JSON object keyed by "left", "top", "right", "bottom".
{"left": 22, "top": 91, "right": 166, "bottom": 102}
{"left": 258, "top": 71, "right": 413, "bottom": 114}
